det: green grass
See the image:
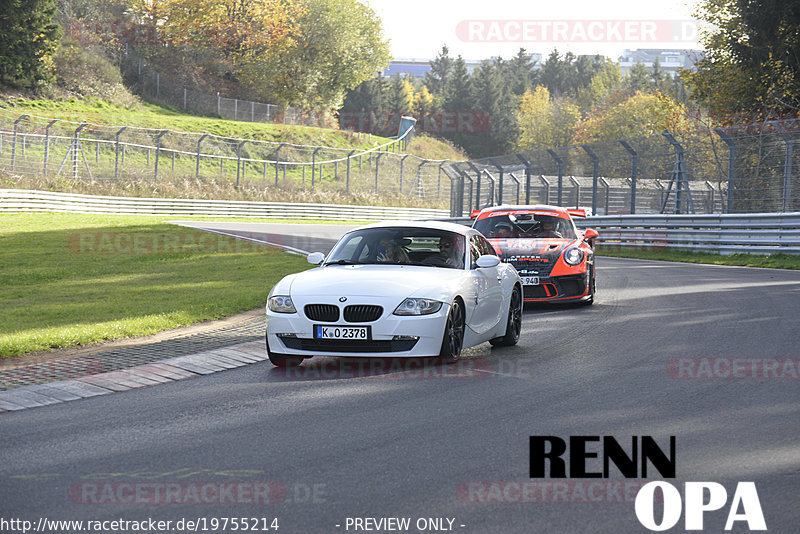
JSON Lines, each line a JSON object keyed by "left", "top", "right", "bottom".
{"left": 0, "top": 213, "right": 317, "bottom": 357}
{"left": 0, "top": 96, "right": 468, "bottom": 162}
{"left": 597, "top": 246, "right": 800, "bottom": 270}
{"left": 0, "top": 97, "right": 387, "bottom": 149}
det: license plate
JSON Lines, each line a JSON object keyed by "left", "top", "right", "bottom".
{"left": 314, "top": 325, "right": 370, "bottom": 340}
{"left": 523, "top": 276, "right": 540, "bottom": 285}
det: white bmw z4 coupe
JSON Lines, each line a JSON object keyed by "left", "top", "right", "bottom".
{"left": 266, "top": 221, "right": 523, "bottom": 367}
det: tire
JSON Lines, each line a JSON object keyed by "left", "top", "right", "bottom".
{"left": 583, "top": 265, "right": 596, "bottom": 305}
{"left": 266, "top": 333, "right": 303, "bottom": 367}
{"left": 438, "top": 300, "right": 465, "bottom": 364}
{"left": 490, "top": 285, "right": 522, "bottom": 347}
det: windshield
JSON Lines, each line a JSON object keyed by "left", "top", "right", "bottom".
{"left": 324, "top": 227, "right": 466, "bottom": 269}
{"left": 474, "top": 213, "right": 577, "bottom": 240}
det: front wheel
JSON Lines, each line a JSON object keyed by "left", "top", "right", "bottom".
{"left": 490, "top": 286, "right": 522, "bottom": 347}
{"left": 438, "top": 300, "right": 464, "bottom": 364}
{"left": 584, "top": 266, "right": 596, "bottom": 305}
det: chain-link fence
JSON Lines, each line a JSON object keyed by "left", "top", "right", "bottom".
{"left": 0, "top": 110, "right": 454, "bottom": 205}
{"left": 120, "top": 46, "right": 324, "bottom": 127}
{"left": 446, "top": 122, "right": 800, "bottom": 216}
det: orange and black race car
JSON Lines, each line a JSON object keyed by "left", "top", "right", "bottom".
{"left": 471, "top": 205, "right": 599, "bottom": 304}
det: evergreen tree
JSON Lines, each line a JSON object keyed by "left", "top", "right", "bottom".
{"left": 424, "top": 44, "right": 453, "bottom": 99}
{"left": 390, "top": 75, "right": 415, "bottom": 116}
{"left": 506, "top": 48, "right": 536, "bottom": 96}
{"left": 0, "top": 0, "right": 62, "bottom": 88}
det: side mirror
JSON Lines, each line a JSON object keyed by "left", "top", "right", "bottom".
{"left": 583, "top": 228, "right": 599, "bottom": 248}
{"left": 583, "top": 228, "right": 599, "bottom": 241}
{"left": 475, "top": 254, "right": 501, "bottom": 269}
{"left": 307, "top": 252, "right": 325, "bottom": 265}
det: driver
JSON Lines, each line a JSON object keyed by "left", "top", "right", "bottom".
{"left": 437, "top": 235, "right": 464, "bottom": 267}
{"left": 539, "top": 219, "right": 563, "bottom": 238}
{"left": 494, "top": 222, "right": 513, "bottom": 238}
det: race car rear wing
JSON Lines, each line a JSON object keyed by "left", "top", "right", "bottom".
{"left": 567, "top": 208, "right": 587, "bottom": 218}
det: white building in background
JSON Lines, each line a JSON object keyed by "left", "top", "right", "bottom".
{"left": 618, "top": 49, "right": 703, "bottom": 76}
{"left": 382, "top": 53, "right": 543, "bottom": 78}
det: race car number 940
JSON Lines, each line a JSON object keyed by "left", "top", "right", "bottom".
{"left": 315, "top": 325, "right": 369, "bottom": 340}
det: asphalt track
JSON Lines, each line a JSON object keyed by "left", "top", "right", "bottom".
{"left": 1, "top": 223, "right": 799, "bottom": 533}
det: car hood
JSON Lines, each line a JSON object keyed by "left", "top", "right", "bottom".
{"left": 488, "top": 238, "right": 577, "bottom": 275}
{"left": 284, "top": 264, "right": 466, "bottom": 299}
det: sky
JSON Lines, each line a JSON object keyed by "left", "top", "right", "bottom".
{"left": 362, "top": 0, "right": 704, "bottom": 62}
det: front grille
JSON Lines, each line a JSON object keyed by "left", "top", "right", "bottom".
{"left": 304, "top": 304, "right": 339, "bottom": 322}
{"left": 343, "top": 305, "right": 383, "bottom": 323}
{"left": 279, "top": 338, "right": 418, "bottom": 353}
{"left": 523, "top": 284, "right": 553, "bottom": 299}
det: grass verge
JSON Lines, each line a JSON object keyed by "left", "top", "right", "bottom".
{"left": 596, "top": 246, "right": 800, "bottom": 270}
{"left": 0, "top": 213, "right": 317, "bottom": 358}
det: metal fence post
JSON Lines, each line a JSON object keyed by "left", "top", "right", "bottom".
{"left": 346, "top": 150, "right": 356, "bottom": 194}
{"left": 568, "top": 176, "right": 580, "bottom": 207}
{"left": 154, "top": 130, "right": 167, "bottom": 181}
{"left": 11, "top": 115, "right": 28, "bottom": 172}
{"left": 438, "top": 161, "right": 447, "bottom": 199}
{"left": 236, "top": 140, "right": 247, "bottom": 187}
{"left": 776, "top": 125, "right": 794, "bottom": 212}
{"left": 460, "top": 169, "right": 474, "bottom": 214}
{"left": 547, "top": 149, "right": 564, "bottom": 205}
{"left": 217, "top": 93, "right": 221, "bottom": 117}
{"left": 114, "top": 126, "right": 127, "bottom": 181}
{"left": 581, "top": 145, "right": 599, "bottom": 214}
{"left": 537, "top": 175, "right": 551, "bottom": 204}
{"left": 195, "top": 133, "right": 208, "bottom": 179}
{"left": 515, "top": 154, "right": 532, "bottom": 204}
{"left": 619, "top": 139, "right": 638, "bottom": 214}
{"left": 714, "top": 128, "right": 735, "bottom": 213}
{"left": 374, "top": 152, "right": 382, "bottom": 193}
{"left": 274, "top": 143, "right": 285, "bottom": 189}
{"left": 488, "top": 158, "right": 504, "bottom": 205}
{"left": 467, "top": 162, "right": 481, "bottom": 210}
{"left": 311, "top": 147, "right": 321, "bottom": 188}
{"left": 44, "top": 119, "right": 57, "bottom": 175}
{"left": 183, "top": 87, "right": 187, "bottom": 110}
{"left": 662, "top": 132, "right": 694, "bottom": 214}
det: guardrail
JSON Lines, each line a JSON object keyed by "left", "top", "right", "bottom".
{"left": 0, "top": 189, "right": 449, "bottom": 221}
{"left": 575, "top": 213, "right": 800, "bottom": 255}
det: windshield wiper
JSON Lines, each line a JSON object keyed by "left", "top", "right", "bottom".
{"left": 324, "top": 259, "right": 361, "bottom": 266}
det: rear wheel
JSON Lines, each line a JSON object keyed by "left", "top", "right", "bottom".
{"left": 266, "top": 333, "right": 303, "bottom": 367}
{"left": 490, "top": 286, "right": 522, "bottom": 347}
{"left": 438, "top": 300, "right": 464, "bottom": 364}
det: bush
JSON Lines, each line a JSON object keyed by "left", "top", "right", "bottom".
{"left": 54, "top": 39, "right": 139, "bottom": 108}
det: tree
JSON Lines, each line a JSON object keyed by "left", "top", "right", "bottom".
{"left": 625, "top": 62, "right": 653, "bottom": 95}
{"left": 576, "top": 59, "right": 622, "bottom": 112}
{"left": 573, "top": 91, "right": 689, "bottom": 144}
{"left": 424, "top": 44, "right": 453, "bottom": 99}
{"left": 506, "top": 48, "right": 537, "bottom": 96}
{"left": 683, "top": 0, "right": 800, "bottom": 119}
{"left": 515, "top": 86, "right": 580, "bottom": 151}
{"left": 443, "top": 55, "right": 471, "bottom": 112}
{"left": 0, "top": 0, "right": 62, "bottom": 88}
{"left": 390, "top": 75, "right": 415, "bottom": 116}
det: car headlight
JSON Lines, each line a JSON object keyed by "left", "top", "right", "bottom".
{"left": 393, "top": 298, "right": 443, "bottom": 316}
{"left": 268, "top": 295, "right": 296, "bottom": 313}
{"left": 564, "top": 247, "right": 584, "bottom": 266}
